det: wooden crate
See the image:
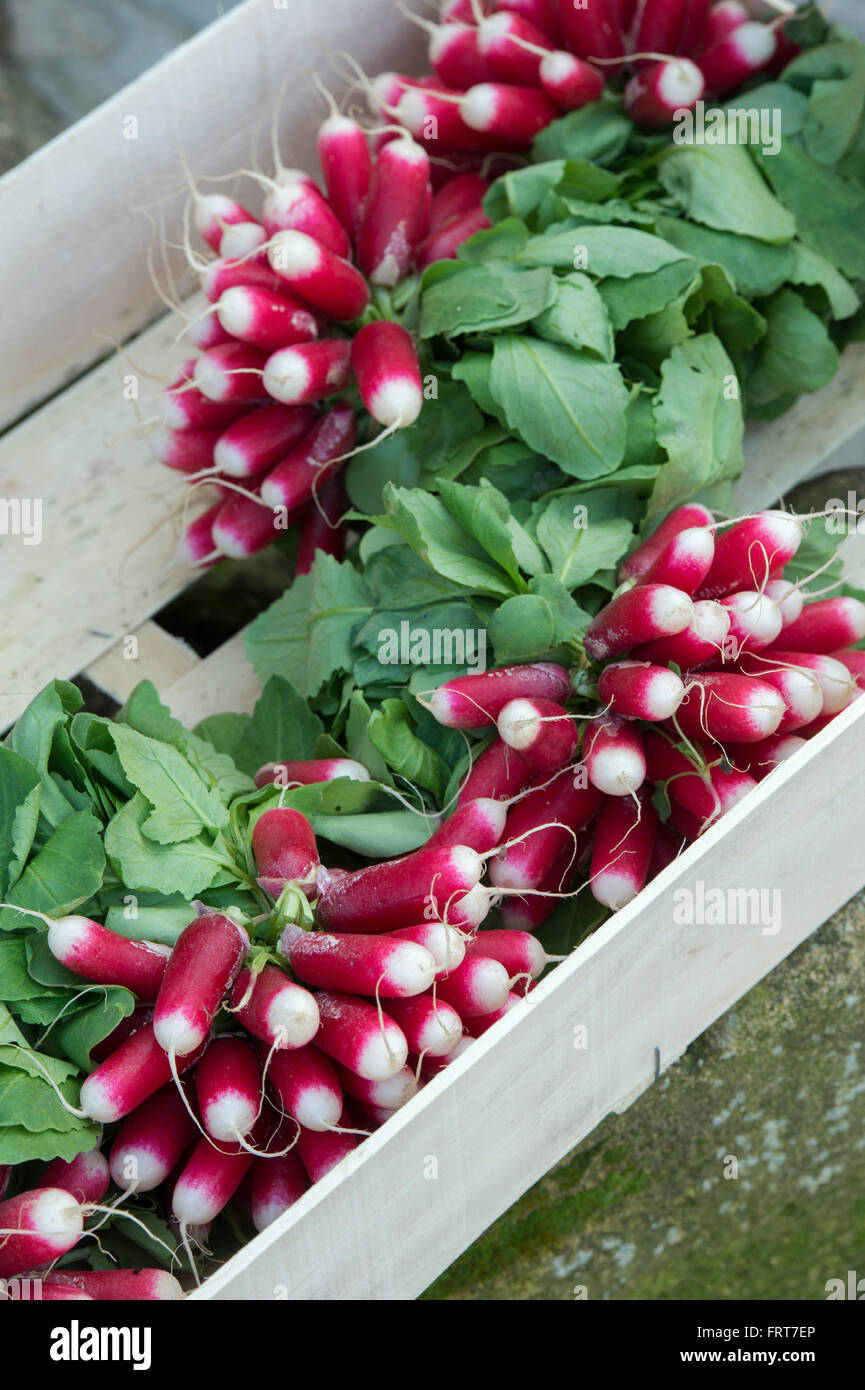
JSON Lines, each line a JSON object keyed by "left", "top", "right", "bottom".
{"left": 1, "top": 0, "right": 864, "bottom": 1301}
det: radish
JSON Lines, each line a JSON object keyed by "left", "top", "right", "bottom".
{"left": 441, "top": 0, "right": 492, "bottom": 19}
{"left": 831, "top": 649, "right": 865, "bottom": 689}
{"left": 538, "top": 49, "right": 605, "bottom": 109}
{"left": 91, "top": 1004, "right": 151, "bottom": 1062}
{"left": 597, "top": 660, "right": 686, "bottom": 721}
{"left": 172, "top": 1138, "right": 253, "bottom": 1227}
{"left": 464, "top": 928, "right": 546, "bottom": 985}
{"left": 392, "top": 921, "right": 467, "bottom": 974}
{"left": 161, "top": 367, "right": 250, "bottom": 431}
{"left": 201, "top": 255, "right": 287, "bottom": 302}
{"left": 214, "top": 402, "right": 317, "bottom": 479}
{"left": 418, "top": 1034, "right": 475, "bottom": 1077}
{"left": 798, "top": 712, "right": 845, "bottom": 739}
{"left": 417, "top": 205, "right": 492, "bottom": 268}
{"left": 313, "top": 992, "right": 409, "bottom": 1081}
{"left": 558, "top": 0, "right": 626, "bottom": 68}
{"left": 351, "top": 322, "right": 423, "bottom": 429}
{"left": 194, "top": 193, "right": 254, "bottom": 253}
{"left": 193, "top": 342, "right": 268, "bottom": 404}
{"left": 267, "top": 230, "right": 370, "bottom": 321}
{"left": 490, "top": 766, "right": 602, "bottom": 890}
{"left": 477, "top": 12, "right": 554, "bottom": 86}
{"left": 259, "top": 402, "right": 356, "bottom": 511}
{"left": 620, "top": 503, "right": 715, "bottom": 581}
{"left": 590, "top": 789, "right": 657, "bottom": 910}
{"left": 195, "top": 1036, "right": 262, "bottom": 1143}
{"left": 251, "top": 1141, "right": 308, "bottom": 1231}
{"left": 252, "top": 807, "right": 319, "bottom": 894}
{"left": 624, "top": 59, "right": 706, "bottom": 127}
{"left": 279, "top": 923, "right": 437, "bottom": 998}
{"left": 426, "top": 797, "right": 508, "bottom": 853}
{"left": 769, "top": 598, "right": 865, "bottom": 655}
{"left": 334, "top": 1061, "right": 419, "bottom": 1110}
{"left": 702, "top": 0, "right": 749, "bottom": 49}
{"left": 630, "top": 0, "right": 690, "bottom": 67}
{"left": 296, "top": 1112, "right": 359, "bottom": 1183}
{"left": 109, "top": 1083, "right": 196, "bottom": 1192}
{"left": 648, "top": 819, "right": 685, "bottom": 877}
{"left": 584, "top": 584, "right": 694, "bottom": 661}
{"left": 436, "top": 954, "right": 510, "bottom": 1017}
{"left": 497, "top": 697, "right": 579, "bottom": 773}
{"left": 497, "top": 0, "right": 562, "bottom": 42}
{"left": 678, "top": 0, "right": 715, "bottom": 53}
{"left": 317, "top": 115, "right": 373, "bottom": 242}
{"left": 498, "top": 834, "right": 588, "bottom": 929}
{"left": 463, "top": 991, "right": 521, "bottom": 1037}
{"left": 383, "top": 994, "right": 464, "bottom": 1056}
{"left": 154, "top": 423, "right": 222, "bottom": 473}
{"left": 188, "top": 311, "right": 236, "bottom": 351}
{"left": 268, "top": 1044, "right": 343, "bottom": 1131}
{"left": 444, "top": 881, "right": 493, "bottom": 930}
{"left": 637, "top": 526, "right": 714, "bottom": 594}
{"left": 698, "top": 19, "right": 777, "bottom": 95}
{"left": 764, "top": 577, "right": 804, "bottom": 628}
{"left": 633, "top": 598, "right": 731, "bottom": 667}
{"left": 262, "top": 339, "right": 352, "bottom": 407}
{"left": 748, "top": 652, "right": 857, "bottom": 715}
{"left": 219, "top": 219, "right": 268, "bottom": 261}
{"left": 153, "top": 913, "right": 249, "bottom": 1057}
{"left": 356, "top": 138, "right": 430, "bottom": 287}
{"left": 430, "top": 662, "right": 570, "bottom": 728}
{"left": 460, "top": 83, "right": 560, "bottom": 142}
{"left": 296, "top": 476, "right": 347, "bottom": 576}
{"left": 720, "top": 590, "right": 783, "bottom": 655}
{"left": 457, "top": 737, "right": 533, "bottom": 803}
{"left": 45, "top": 915, "right": 171, "bottom": 1001}
{"left": 181, "top": 503, "right": 222, "bottom": 568}
{"left": 42, "top": 1269, "right": 183, "bottom": 1301}
{"left": 674, "top": 670, "right": 786, "bottom": 743}
{"left": 724, "top": 733, "right": 806, "bottom": 781}
{"left": 429, "top": 171, "right": 489, "bottom": 228}
{"left": 314, "top": 843, "right": 483, "bottom": 932}
{"left": 261, "top": 176, "right": 351, "bottom": 260}
{"left": 212, "top": 491, "right": 283, "bottom": 560}
{"left": 726, "top": 654, "right": 823, "bottom": 734}
{"left": 583, "top": 715, "right": 647, "bottom": 795}
{"left": 697, "top": 512, "right": 802, "bottom": 599}
{"left": 643, "top": 732, "right": 756, "bottom": 824}
{"left": 254, "top": 756, "right": 370, "bottom": 789}
{"left": 216, "top": 286, "right": 319, "bottom": 353}
{"left": 80, "top": 1023, "right": 203, "bottom": 1123}
{"left": 430, "top": 21, "right": 498, "bottom": 87}
{"left": 0, "top": 1166, "right": 9, "bottom": 1200}
{"left": 0, "top": 1188, "right": 84, "bottom": 1278}
{"left": 42, "top": 1148, "right": 109, "bottom": 1207}
{"left": 230, "top": 964, "right": 320, "bottom": 1050}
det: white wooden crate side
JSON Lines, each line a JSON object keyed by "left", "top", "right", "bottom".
{"left": 190, "top": 696, "right": 865, "bottom": 1300}
{"left": 0, "top": 0, "right": 424, "bottom": 430}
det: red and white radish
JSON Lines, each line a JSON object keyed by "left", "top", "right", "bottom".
{"left": 318, "top": 115, "right": 373, "bottom": 241}
{"left": 296, "top": 1113, "right": 359, "bottom": 1183}
{"left": 624, "top": 58, "right": 706, "bottom": 127}
{"left": 382, "top": 994, "right": 464, "bottom": 1057}
{"left": 720, "top": 590, "right": 783, "bottom": 655}
{"left": 674, "top": 670, "right": 787, "bottom": 743}
{"left": 161, "top": 367, "right": 249, "bottom": 431}
{"left": 201, "top": 255, "right": 287, "bottom": 302}
{"left": 621, "top": 504, "right": 715, "bottom": 581}
{"left": 457, "top": 736, "right": 533, "bottom": 804}
{"left": 259, "top": 402, "right": 356, "bottom": 510}
{"left": 263, "top": 339, "right": 352, "bottom": 407}
{"left": 194, "top": 193, "right": 255, "bottom": 253}
{"left": 251, "top": 1143, "right": 308, "bottom": 1232}
{"left": 539, "top": 49, "right": 605, "bottom": 109}
{"left": 724, "top": 733, "right": 806, "bottom": 781}
{"left": 193, "top": 342, "right": 268, "bottom": 404}
{"left": 426, "top": 796, "right": 508, "bottom": 854}
{"left": 356, "top": 138, "right": 431, "bottom": 287}
{"left": 430, "top": 662, "right": 570, "bottom": 728}
{"left": 460, "top": 83, "right": 559, "bottom": 142}
{"left": 261, "top": 175, "right": 351, "bottom": 259}
{"left": 769, "top": 598, "right": 865, "bottom": 655}
{"left": 80, "top": 1023, "right": 202, "bottom": 1123}
{"left": 391, "top": 921, "right": 467, "bottom": 975}
{"left": 477, "top": 11, "right": 554, "bottom": 85}
{"left": 597, "top": 660, "right": 686, "bottom": 721}
{"left": 195, "top": 1035, "right": 262, "bottom": 1143}
{"left": 267, "top": 229, "right": 370, "bottom": 321}
{"left": 45, "top": 915, "right": 171, "bottom": 1001}
{"left": 279, "top": 923, "right": 437, "bottom": 998}
{"left": 109, "top": 1083, "right": 196, "bottom": 1193}
{"left": 633, "top": 598, "right": 731, "bottom": 667}
{"left": 464, "top": 928, "right": 546, "bottom": 986}
{"left": 153, "top": 913, "right": 249, "bottom": 1057}
{"left": 252, "top": 807, "right": 320, "bottom": 894}
{"left": 351, "top": 321, "right": 423, "bottom": 428}
{"left": 430, "top": 20, "right": 498, "bottom": 87}
{"left": 314, "top": 843, "right": 484, "bottom": 933}
{"left": 214, "top": 402, "right": 317, "bottom": 479}
{"left": 698, "top": 511, "right": 802, "bottom": 598}
{"left": 436, "top": 954, "right": 510, "bottom": 1017}
{"left": 749, "top": 652, "right": 857, "bottom": 715}
{"left": 702, "top": 0, "right": 750, "bottom": 49}
{"left": 230, "top": 964, "right": 320, "bottom": 1050}
{"left": 727, "top": 654, "right": 823, "bottom": 734}
{"left": 313, "top": 992, "right": 408, "bottom": 1081}
{"left": 43, "top": 1269, "right": 183, "bottom": 1301}
{"left": 490, "top": 766, "right": 602, "bottom": 890}
{"left": 268, "top": 1044, "right": 343, "bottom": 1132}
{"left": 497, "top": 698, "right": 579, "bottom": 773}
{"left": 254, "top": 756, "right": 370, "bottom": 789}
{"left": 42, "top": 1148, "right": 109, "bottom": 1207}
{"left": 172, "top": 1138, "right": 253, "bottom": 1227}
{"left": 585, "top": 584, "right": 695, "bottom": 661}
{"left": 0, "top": 1188, "right": 84, "bottom": 1278}
{"left": 216, "top": 286, "right": 319, "bottom": 353}
{"left": 154, "top": 423, "right": 222, "bottom": 474}
{"left": 698, "top": 19, "right": 777, "bottom": 96}
{"left": 212, "top": 491, "right": 282, "bottom": 560}
{"left": 590, "top": 789, "right": 657, "bottom": 910}
{"left": 462, "top": 991, "right": 521, "bottom": 1038}
{"left": 637, "top": 525, "right": 714, "bottom": 594}
{"left": 334, "top": 1061, "right": 419, "bottom": 1111}
{"left": 582, "top": 715, "right": 647, "bottom": 795}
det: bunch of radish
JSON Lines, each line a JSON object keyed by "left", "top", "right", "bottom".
{"left": 157, "top": 112, "right": 495, "bottom": 567}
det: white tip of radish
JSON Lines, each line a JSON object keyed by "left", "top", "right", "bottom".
{"left": 477, "top": 11, "right": 513, "bottom": 48}
{"left": 497, "top": 698, "right": 541, "bottom": 752}
{"left": 220, "top": 222, "right": 266, "bottom": 260}
{"left": 587, "top": 744, "right": 646, "bottom": 796}
{"left": 396, "top": 88, "right": 430, "bottom": 136}
{"left": 645, "top": 669, "right": 686, "bottom": 720}
{"left": 764, "top": 579, "right": 804, "bottom": 627}
{"left": 724, "top": 591, "right": 783, "bottom": 648}
{"left": 217, "top": 286, "right": 256, "bottom": 339}
{"left": 267, "top": 987, "right": 320, "bottom": 1049}
{"left": 79, "top": 1073, "right": 122, "bottom": 1124}
{"left": 813, "top": 657, "right": 857, "bottom": 714}
{"left": 172, "top": 1181, "right": 215, "bottom": 1228}
{"left": 524, "top": 934, "right": 548, "bottom": 979}
{"left": 367, "top": 1068, "right": 419, "bottom": 1109}
{"left": 475, "top": 797, "right": 509, "bottom": 845}
{"left": 46, "top": 915, "right": 88, "bottom": 965}
{"left": 732, "top": 20, "right": 778, "bottom": 65}
{"left": 203, "top": 1093, "right": 258, "bottom": 1144}
{"left": 448, "top": 883, "right": 492, "bottom": 929}
{"left": 591, "top": 871, "right": 639, "bottom": 911}
{"left": 428, "top": 686, "right": 461, "bottom": 727}
{"left": 693, "top": 599, "right": 732, "bottom": 644}
{"left": 262, "top": 347, "right": 312, "bottom": 406}
{"left": 465, "top": 957, "right": 510, "bottom": 1014}
{"left": 658, "top": 58, "right": 705, "bottom": 109}
{"left": 332, "top": 759, "right": 371, "bottom": 781}
{"left": 296, "top": 1085, "right": 343, "bottom": 1133}
{"left": 766, "top": 735, "right": 807, "bottom": 767}
{"left": 29, "top": 1188, "right": 85, "bottom": 1241}
{"left": 386, "top": 942, "right": 438, "bottom": 996}
{"left": 367, "top": 376, "right": 423, "bottom": 428}
{"left": 267, "top": 229, "right": 322, "bottom": 275}
{"left": 760, "top": 509, "right": 803, "bottom": 556}
{"left": 153, "top": 1012, "right": 203, "bottom": 1058}
{"left": 746, "top": 687, "right": 787, "bottom": 739}
{"left": 648, "top": 584, "right": 695, "bottom": 637}
{"left": 780, "top": 670, "right": 823, "bottom": 725}
{"left": 461, "top": 84, "right": 500, "bottom": 132}
{"left": 541, "top": 50, "right": 578, "bottom": 84}
{"left": 416, "top": 1003, "right": 464, "bottom": 1056}
{"left": 110, "top": 1146, "right": 166, "bottom": 1193}
{"left": 193, "top": 193, "right": 240, "bottom": 237}
{"left": 193, "top": 355, "right": 232, "bottom": 403}
{"left": 355, "top": 1023, "right": 409, "bottom": 1081}
{"left": 213, "top": 434, "right": 250, "bottom": 477}
{"left": 449, "top": 844, "right": 484, "bottom": 890}
{"left": 837, "top": 597, "right": 865, "bottom": 642}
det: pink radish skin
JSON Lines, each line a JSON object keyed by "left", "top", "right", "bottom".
{"left": 334, "top": 1062, "right": 419, "bottom": 1111}
{"left": 429, "top": 172, "right": 489, "bottom": 228}
{"left": 296, "top": 476, "right": 347, "bottom": 576}
{"left": 436, "top": 955, "right": 510, "bottom": 1017}
{"left": 427, "top": 797, "right": 508, "bottom": 854}
{"left": 254, "top": 756, "right": 369, "bottom": 790}
{"left": 279, "top": 923, "right": 437, "bottom": 999}
{"left": 172, "top": 1138, "right": 253, "bottom": 1227}
{"left": 201, "top": 256, "right": 286, "bottom": 302}
{"left": 417, "top": 206, "right": 490, "bottom": 269}
{"left": 391, "top": 922, "right": 466, "bottom": 975}
{"left": 43, "top": 1269, "right": 183, "bottom": 1301}
{"left": 260, "top": 402, "right": 356, "bottom": 510}
{"left": 214, "top": 402, "right": 317, "bottom": 479}
{"left": 461, "top": 83, "right": 559, "bottom": 142}
{"left": 383, "top": 995, "right": 464, "bottom": 1057}
{"left": 746, "top": 652, "right": 856, "bottom": 715}
{"left": 720, "top": 590, "right": 783, "bottom": 656}
{"left": 153, "top": 913, "right": 249, "bottom": 1057}
{"left": 0, "top": 1189, "right": 84, "bottom": 1278}
{"left": 252, "top": 807, "right": 319, "bottom": 894}
{"left": 674, "top": 671, "right": 786, "bottom": 743}
{"left": 80, "top": 1023, "right": 202, "bottom": 1123}
{"left": 313, "top": 992, "right": 408, "bottom": 1081}
{"left": 477, "top": 12, "right": 554, "bottom": 86}
{"left": 46, "top": 916, "right": 171, "bottom": 1001}
{"left": 498, "top": 833, "right": 589, "bottom": 930}
{"left": 634, "top": 598, "right": 731, "bottom": 668}
{"left": 698, "top": 512, "right": 803, "bottom": 599}
{"left": 498, "top": 0, "right": 562, "bottom": 42}
{"left": 396, "top": 86, "right": 518, "bottom": 155}
{"left": 154, "top": 423, "right": 222, "bottom": 473}
{"left": 624, "top": 59, "right": 705, "bottom": 127}
{"left": 726, "top": 655, "right": 823, "bottom": 735}
{"left": 590, "top": 789, "right": 657, "bottom": 910}
{"left": 91, "top": 1004, "right": 151, "bottom": 1062}
{"left": 430, "top": 662, "right": 570, "bottom": 728}
{"left": 539, "top": 50, "right": 604, "bottom": 109}
{"left": 831, "top": 649, "right": 865, "bottom": 688}
{"left": 497, "top": 697, "right": 579, "bottom": 774}
{"left": 597, "top": 660, "right": 686, "bottom": 721}
{"left": 585, "top": 584, "right": 695, "bottom": 661}
{"left": 490, "top": 766, "right": 602, "bottom": 891}
{"left": 621, "top": 504, "right": 715, "bottom": 581}
{"left": 161, "top": 368, "right": 249, "bottom": 431}
{"left": 457, "top": 737, "right": 533, "bottom": 804}
{"left": 268, "top": 1044, "right": 342, "bottom": 1132}
{"left": 351, "top": 321, "right": 423, "bottom": 428}
{"left": 583, "top": 715, "right": 647, "bottom": 795}
{"left": 42, "top": 1149, "right": 109, "bottom": 1207}
{"left": 313, "top": 844, "right": 483, "bottom": 933}
{"left": 702, "top": 0, "right": 749, "bottom": 49}
{"left": 193, "top": 342, "right": 268, "bottom": 404}
{"left": 431, "top": 22, "right": 498, "bottom": 87}
{"left": 637, "top": 526, "right": 715, "bottom": 594}
{"left": 678, "top": 0, "right": 715, "bottom": 53}
{"left": 0, "top": 1166, "right": 9, "bottom": 1200}
{"left": 251, "top": 1145, "right": 308, "bottom": 1231}
{"left": 699, "top": 20, "right": 777, "bottom": 96}
{"left": 263, "top": 339, "right": 351, "bottom": 407}
{"left": 558, "top": 0, "right": 625, "bottom": 69}
{"left": 195, "top": 1036, "right": 262, "bottom": 1143}
{"left": 644, "top": 732, "right": 756, "bottom": 825}
{"left": 181, "top": 503, "right": 222, "bottom": 568}
{"left": 769, "top": 598, "right": 865, "bottom": 655}
{"left": 230, "top": 964, "right": 320, "bottom": 1050}
{"left": 317, "top": 115, "right": 372, "bottom": 241}
{"left": 261, "top": 177, "right": 351, "bottom": 259}
{"left": 442, "top": 881, "right": 492, "bottom": 931}
{"left": 724, "top": 734, "right": 807, "bottom": 781}
{"left": 267, "top": 229, "right": 370, "bottom": 321}
{"left": 217, "top": 286, "right": 319, "bottom": 353}
{"left": 630, "top": 0, "right": 690, "bottom": 68}
{"left": 194, "top": 193, "right": 254, "bottom": 252}
{"left": 441, "top": 0, "right": 492, "bottom": 20}
{"left": 356, "top": 138, "right": 431, "bottom": 287}
{"left": 212, "top": 492, "right": 286, "bottom": 560}
{"left": 464, "top": 928, "right": 546, "bottom": 985}
{"left": 297, "top": 1112, "right": 359, "bottom": 1183}
{"left": 648, "top": 821, "right": 686, "bottom": 879}
{"left": 109, "top": 1083, "right": 196, "bottom": 1193}
{"left": 764, "top": 578, "right": 804, "bottom": 628}
{"left": 463, "top": 991, "right": 521, "bottom": 1038}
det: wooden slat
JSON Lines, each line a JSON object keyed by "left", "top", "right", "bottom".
{"left": 161, "top": 631, "right": 259, "bottom": 726}
{"left": 0, "top": 0, "right": 424, "bottom": 428}
{"left": 84, "top": 620, "right": 199, "bottom": 703}
{"left": 191, "top": 694, "right": 865, "bottom": 1300}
